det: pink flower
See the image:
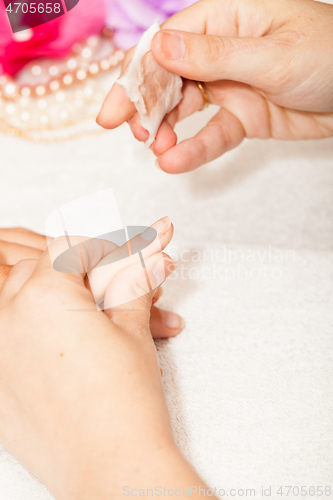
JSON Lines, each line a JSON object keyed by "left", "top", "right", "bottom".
{"left": 0, "top": 0, "right": 107, "bottom": 76}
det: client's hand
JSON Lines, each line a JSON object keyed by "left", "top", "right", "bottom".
{"left": 0, "top": 218, "right": 209, "bottom": 500}
{"left": 97, "top": 0, "right": 333, "bottom": 173}
{"left": 0, "top": 220, "right": 183, "bottom": 339}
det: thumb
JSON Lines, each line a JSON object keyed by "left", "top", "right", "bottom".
{"left": 151, "top": 29, "right": 278, "bottom": 87}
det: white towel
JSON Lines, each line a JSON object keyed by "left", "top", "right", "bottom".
{"left": 0, "top": 98, "right": 332, "bottom": 499}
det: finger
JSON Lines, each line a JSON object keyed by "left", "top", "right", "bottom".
{"left": 0, "top": 240, "right": 43, "bottom": 265}
{"left": 97, "top": 0, "right": 236, "bottom": 132}
{"left": 31, "top": 236, "right": 117, "bottom": 289}
{"left": 152, "top": 80, "right": 205, "bottom": 156}
{"left": 104, "top": 252, "right": 177, "bottom": 334}
{"left": 150, "top": 305, "right": 185, "bottom": 339}
{"left": 150, "top": 119, "right": 178, "bottom": 156}
{"left": 88, "top": 216, "right": 173, "bottom": 305}
{"left": 0, "top": 228, "right": 47, "bottom": 250}
{"left": 167, "top": 79, "right": 208, "bottom": 123}
{"left": 152, "top": 286, "right": 163, "bottom": 304}
{"left": 96, "top": 0, "right": 207, "bottom": 133}
{"left": 96, "top": 82, "right": 136, "bottom": 129}
{"left": 151, "top": 30, "right": 285, "bottom": 88}
{"left": 0, "top": 259, "right": 37, "bottom": 304}
{"left": 128, "top": 112, "right": 177, "bottom": 151}
{"left": 128, "top": 113, "right": 149, "bottom": 142}
{"left": 156, "top": 107, "right": 245, "bottom": 173}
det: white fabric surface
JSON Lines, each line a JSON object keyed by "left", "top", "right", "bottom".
{"left": 0, "top": 105, "right": 332, "bottom": 498}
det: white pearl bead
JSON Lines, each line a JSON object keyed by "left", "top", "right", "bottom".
{"left": 32, "top": 65, "right": 42, "bottom": 76}
{"left": 76, "top": 70, "right": 87, "bottom": 81}
{"left": 109, "top": 56, "right": 117, "bottom": 66}
{"left": 63, "top": 75, "right": 73, "bottom": 85}
{"left": 100, "top": 60, "right": 110, "bottom": 70}
{"left": 115, "top": 51, "right": 124, "bottom": 61}
{"left": 50, "top": 81, "right": 60, "bottom": 91}
{"left": 36, "top": 85, "right": 46, "bottom": 96}
{"left": 21, "top": 87, "right": 31, "bottom": 97}
{"left": 81, "top": 48, "right": 92, "bottom": 59}
{"left": 89, "top": 63, "right": 99, "bottom": 75}
{"left": 87, "top": 36, "right": 98, "bottom": 48}
{"left": 6, "top": 104, "right": 15, "bottom": 114}
{"left": 67, "top": 59, "right": 77, "bottom": 70}
{"left": 4, "top": 83, "right": 16, "bottom": 95}
{"left": 49, "top": 66, "right": 59, "bottom": 76}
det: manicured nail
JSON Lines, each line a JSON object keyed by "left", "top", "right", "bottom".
{"left": 141, "top": 227, "right": 157, "bottom": 242}
{"left": 157, "top": 32, "right": 185, "bottom": 61}
{"left": 153, "top": 216, "right": 172, "bottom": 235}
{"left": 155, "top": 158, "right": 161, "bottom": 170}
{"left": 160, "top": 309, "right": 185, "bottom": 330}
{"left": 141, "top": 216, "right": 171, "bottom": 242}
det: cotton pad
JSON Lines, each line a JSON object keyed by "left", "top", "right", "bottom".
{"left": 117, "top": 21, "right": 183, "bottom": 148}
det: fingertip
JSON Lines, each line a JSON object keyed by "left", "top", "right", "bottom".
{"left": 160, "top": 309, "right": 185, "bottom": 331}
{"left": 150, "top": 307, "right": 185, "bottom": 339}
{"left": 157, "top": 139, "right": 207, "bottom": 174}
{"left": 155, "top": 151, "right": 185, "bottom": 174}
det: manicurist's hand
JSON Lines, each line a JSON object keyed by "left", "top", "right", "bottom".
{"left": 0, "top": 218, "right": 211, "bottom": 500}
{"left": 97, "top": 0, "right": 333, "bottom": 173}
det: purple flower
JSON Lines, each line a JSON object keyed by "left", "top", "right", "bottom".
{"left": 106, "top": 0, "right": 196, "bottom": 50}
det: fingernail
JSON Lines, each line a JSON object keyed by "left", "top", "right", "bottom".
{"left": 141, "top": 227, "right": 157, "bottom": 242}
{"left": 155, "top": 158, "right": 161, "bottom": 170}
{"left": 157, "top": 32, "right": 185, "bottom": 61}
{"left": 153, "top": 257, "right": 177, "bottom": 285}
{"left": 160, "top": 309, "right": 185, "bottom": 330}
{"left": 142, "top": 216, "right": 171, "bottom": 241}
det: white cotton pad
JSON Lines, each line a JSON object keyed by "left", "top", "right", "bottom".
{"left": 117, "top": 21, "right": 183, "bottom": 148}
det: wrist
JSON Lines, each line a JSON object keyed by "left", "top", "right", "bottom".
{"left": 66, "top": 437, "right": 185, "bottom": 500}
